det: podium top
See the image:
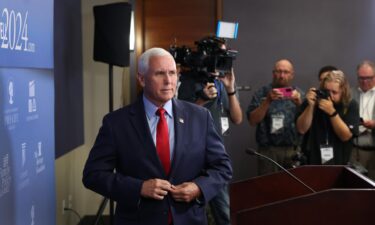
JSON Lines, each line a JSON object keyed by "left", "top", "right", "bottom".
{"left": 230, "top": 165, "right": 375, "bottom": 220}
{"left": 230, "top": 166, "right": 375, "bottom": 225}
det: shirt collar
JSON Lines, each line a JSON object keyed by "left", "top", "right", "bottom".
{"left": 143, "top": 95, "right": 173, "bottom": 119}
{"left": 358, "top": 86, "right": 375, "bottom": 94}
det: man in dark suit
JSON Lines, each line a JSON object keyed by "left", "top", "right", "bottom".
{"left": 82, "top": 47, "right": 233, "bottom": 225}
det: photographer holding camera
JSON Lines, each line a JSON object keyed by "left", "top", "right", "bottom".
{"left": 296, "top": 70, "right": 359, "bottom": 165}
{"left": 178, "top": 68, "right": 242, "bottom": 133}
{"left": 176, "top": 39, "right": 242, "bottom": 225}
{"left": 247, "top": 59, "right": 304, "bottom": 175}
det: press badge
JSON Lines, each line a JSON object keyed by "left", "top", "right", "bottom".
{"left": 271, "top": 113, "right": 284, "bottom": 134}
{"left": 320, "top": 144, "right": 334, "bottom": 164}
{"left": 221, "top": 116, "right": 229, "bottom": 135}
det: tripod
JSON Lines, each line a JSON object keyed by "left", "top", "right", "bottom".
{"left": 94, "top": 64, "right": 115, "bottom": 225}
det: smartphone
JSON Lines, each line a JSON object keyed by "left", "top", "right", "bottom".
{"left": 274, "top": 87, "right": 293, "bottom": 98}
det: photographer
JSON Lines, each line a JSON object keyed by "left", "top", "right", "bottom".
{"left": 247, "top": 59, "right": 304, "bottom": 175}
{"left": 177, "top": 41, "right": 242, "bottom": 225}
{"left": 296, "top": 70, "right": 359, "bottom": 165}
{"left": 178, "top": 68, "right": 242, "bottom": 131}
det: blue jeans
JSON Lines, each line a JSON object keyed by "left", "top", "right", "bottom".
{"left": 209, "top": 185, "right": 230, "bottom": 225}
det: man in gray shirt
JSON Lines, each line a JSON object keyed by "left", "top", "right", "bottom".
{"left": 351, "top": 60, "right": 375, "bottom": 180}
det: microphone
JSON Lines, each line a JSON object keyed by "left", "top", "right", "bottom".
{"left": 246, "top": 148, "right": 316, "bottom": 193}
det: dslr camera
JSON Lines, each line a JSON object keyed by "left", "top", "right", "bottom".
{"left": 170, "top": 36, "right": 238, "bottom": 78}
{"left": 314, "top": 89, "right": 330, "bottom": 99}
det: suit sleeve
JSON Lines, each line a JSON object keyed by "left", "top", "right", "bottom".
{"left": 82, "top": 115, "right": 143, "bottom": 210}
{"left": 192, "top": 110, "right": 233, "bottom": 203}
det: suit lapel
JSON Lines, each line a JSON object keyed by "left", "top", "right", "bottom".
{"left": 170, "top": 99, "right": 187, "bottom": 176}
{"left": 129, "top": 98, "right": 164, "bottom": 173}
{"left": 129, "top": 98, "right": 152, "bottom": 145}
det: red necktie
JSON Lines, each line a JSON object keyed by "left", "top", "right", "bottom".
{"left": 156, "top": 108, "right": 171, "bottom": 175}
{"left": 156, "top": 108, "right": 173, "bottom": 225}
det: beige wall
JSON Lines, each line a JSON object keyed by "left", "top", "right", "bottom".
{"left": 55, "top": 0, "right": 130, "bottom": 224}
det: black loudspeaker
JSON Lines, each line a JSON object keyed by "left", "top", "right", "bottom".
{"left": 93, "top": 3, "right": 131, "bottom": 67}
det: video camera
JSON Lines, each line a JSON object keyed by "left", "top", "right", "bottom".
{"left": 169, "top": 36, "right": 238, "bottom": 77}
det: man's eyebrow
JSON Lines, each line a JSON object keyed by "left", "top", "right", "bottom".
{"left": 154, "top": 69, "right": 176, "bottom": 73}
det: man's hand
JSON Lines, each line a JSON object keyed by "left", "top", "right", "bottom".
{"left": 291, "top": 89, "right": 302, "bottom": 105}
{"left": 305, "top": 88, "right": 318, "bottom": 106}
{"left": 170, "top": 182, "right": 201, "bottom": 203}
{"left": 362, "top": 119, "right": 375, "bottom": 129}
{"left": 318, "top": 98, "right": 335, "bottom": 116}
{"left": 141, "top": 179, "right": 173, "bottom": 200}
{"left": 218, "top": 68, "right": 236, "bottom": 93}
{"left": 203, "top": 82, "right": 218, "bottom": 99}
{"left": 267, "top": 89, "right": 283, "bottom": 102}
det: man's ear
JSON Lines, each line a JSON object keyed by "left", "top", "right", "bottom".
{"left": 137, "top": 73, "right": 145, "bottom": 87}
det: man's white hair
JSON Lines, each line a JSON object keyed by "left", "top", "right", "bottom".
{"left": 138, "top": 47, "right": 174, "bottom": 75}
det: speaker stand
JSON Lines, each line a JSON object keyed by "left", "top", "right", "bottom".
{"left": 108, "top": 65, "right": 114, "bottom": 113}
{"left": 109, "top": 64, "right": 115, "bottom": 225}
{"left": 94, "top": 64, "right": 115, "bottom": 225}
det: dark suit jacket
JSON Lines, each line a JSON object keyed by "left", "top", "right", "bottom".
{"left": 83, "top": 97, "right": 232, "bottom": 225}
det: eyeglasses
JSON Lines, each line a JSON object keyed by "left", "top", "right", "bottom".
{"left": 273, "top": 70, "right": 292, "bottom": 75}
{"left": 358, "top": 76, "right": 375, "bottom": 81}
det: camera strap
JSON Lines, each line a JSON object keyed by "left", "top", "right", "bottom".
{"left": 320, "top": 111, "right": 334, "bottom": 164}
{"left": 214, "top": 79, "right": 222, "bottom": 107}
{"left": 215, "top": 80, "right": 227, "bottom": 116}
{"left": 214, "top": 79, "right": 230, "bottom": 135}
{"left": 323, "top": 114, "right": 330, "bottom": 145}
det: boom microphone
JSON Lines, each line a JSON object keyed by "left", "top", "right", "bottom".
{"left": 246, "top": 148, "right": 316, "bottom": 193}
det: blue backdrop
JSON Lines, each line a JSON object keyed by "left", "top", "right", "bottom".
{"left": 0, "top": 0, "right": 53, "bottom": 68}
{"left": 0, "top": 1, "right": 55, "bottom": 225}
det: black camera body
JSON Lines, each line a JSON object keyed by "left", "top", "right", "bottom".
{"left": 314, "top": 89, "right": 330, "bottom": 99}
{"left": 170, "top": 36, "right": 237, "bottom": 77}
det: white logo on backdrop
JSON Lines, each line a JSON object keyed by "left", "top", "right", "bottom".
{"left": 4, "top": 80, "right": 19, "bottom": 129}
{"left": 21, "top": 143, "right": 27, "bottom": 168}
{"left": 30, "top": 204, "right": 35, "bottom": 225}
{"left": 0, "top": 154, "right": 11, "bottom": 198}
{"left": 8, "top": 81, "right": 14, "bottom": 105}
{"left": 37, "top": 142, "right": 42, "bottom": 157}
{"left": 19, "top": 142, "right": 30, "bottom": 190}
{"left": 35, "top": 142, "right": 45, "bottom": 174}
{"left": 29, "top": 80, "right": 35, "bottom": 97}
{"left": 28, "top": 80, "right": 37, "bottom": 113}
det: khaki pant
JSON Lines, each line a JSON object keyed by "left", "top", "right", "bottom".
{"left": 350, "top": 147, "right": 375, "bottom": 180}
{"left": 257, "top": 146, "right": 297, "bottom": 176}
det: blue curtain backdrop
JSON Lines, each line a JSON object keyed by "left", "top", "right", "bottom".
{"left": 0, "top": 1, "right": 55, "bottom": 225}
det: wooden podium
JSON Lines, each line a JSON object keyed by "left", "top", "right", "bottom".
{"left": 230, "top": 165, "right": 375, "bottom": 225}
